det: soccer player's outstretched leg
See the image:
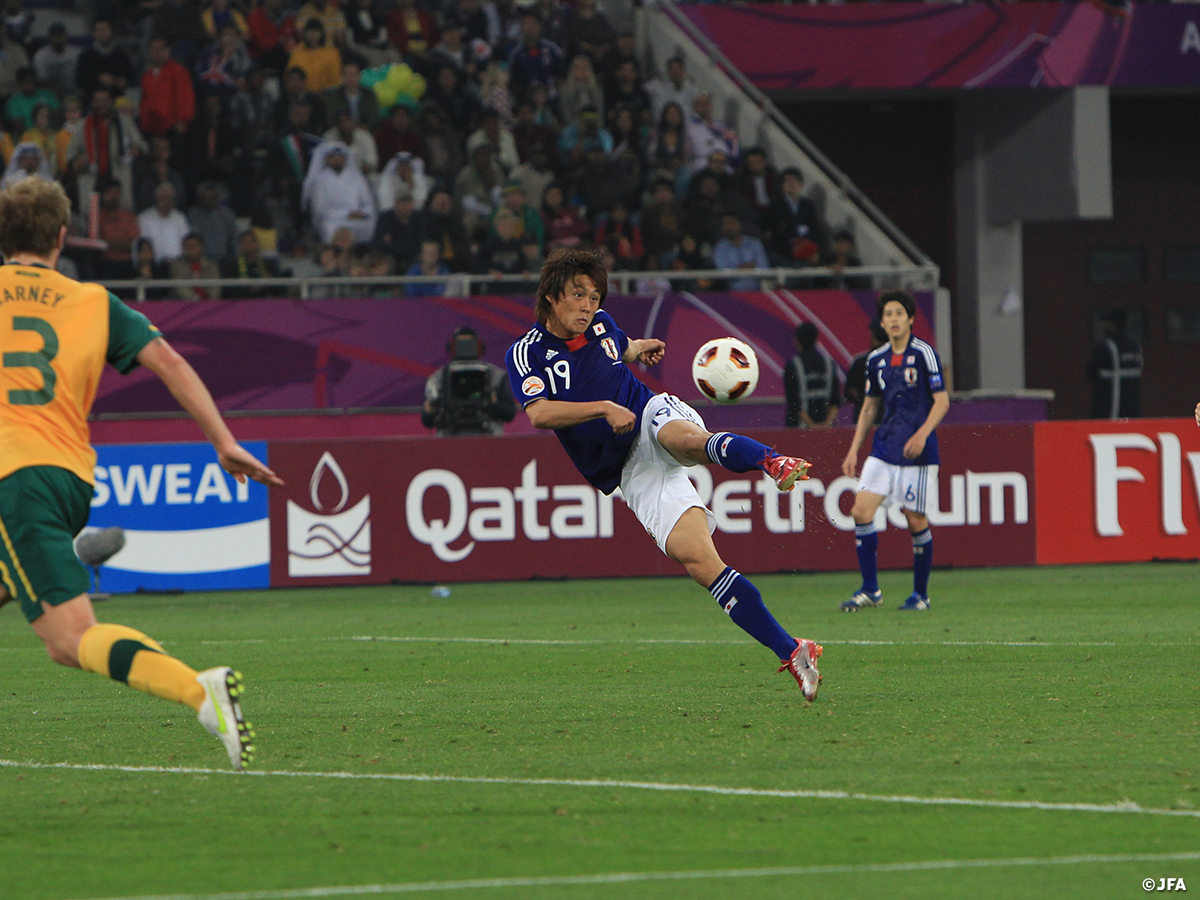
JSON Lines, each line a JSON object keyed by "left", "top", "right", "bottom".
{"left": 840, "top": 290, "right": 949, "bottom": 612}
{"left": 507, "top": 249, "right": 822, "bottom": 699}
{"left": 0, "top": 179, "right": 283, "bottom": 768}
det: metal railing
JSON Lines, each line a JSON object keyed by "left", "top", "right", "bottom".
{"left": 102, "top": 263, "right": 938, "bottom": 301}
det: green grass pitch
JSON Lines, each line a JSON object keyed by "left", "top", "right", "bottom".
{"left": 1, "top": 563, "right": 1198, "bottom": 900}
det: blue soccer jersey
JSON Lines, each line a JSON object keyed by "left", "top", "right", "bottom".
{"left": 506, "top": 309, "right": 654, "bottom": 493}
{"left": 864, "top": 336, "right": 945, "bottom": 466}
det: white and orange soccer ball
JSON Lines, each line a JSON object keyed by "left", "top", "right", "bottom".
{"left": 692, "top": 337, "right": 759, "bottom": 404}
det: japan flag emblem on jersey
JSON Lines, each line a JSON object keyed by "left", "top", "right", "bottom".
{"left": 593, "top": 322, "right": 606, "bottom": 335}
{"left": 601, "top": 337, "right": 619, "bottom": 360}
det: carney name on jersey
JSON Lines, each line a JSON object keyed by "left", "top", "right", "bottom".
{"left": 0, "top": 263, "right": 160, "bottom": 485}
{"left": 864, "top": 335, "right": 945, "bottom": 467}
{"left": 506, "top": 309, "right": 653, "bottom": 494}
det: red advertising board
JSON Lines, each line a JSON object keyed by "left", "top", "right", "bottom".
{"left": 267, "top": 423, "right": 1038, "bottom": 587}
{"left": 1034, "top": 419, "right": 1200, "bottom": 564}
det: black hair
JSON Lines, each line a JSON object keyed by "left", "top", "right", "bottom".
{"left": 795, "top": 322, "right": 819, "bottom": 349}
{"left": 876, "top": 289, "right": 916, "bottom": 320}
{"left": 535, "top": 248, "right": 608, "bottom": 324}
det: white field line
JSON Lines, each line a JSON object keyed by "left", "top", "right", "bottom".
{"left": 3, "top": 758, "right": 1199, "bottom": 821}
{"left": 0, "top": 633, "right": 1180, "bottom": 657}
{"left": 190, "top": 635, "right": 1185, "bottom": 649}
{"left": 61, "top": 852, "right": 1200, "bottom": 900}
{"left": 3, "top": 634, "right": 1189, "bottom": 660}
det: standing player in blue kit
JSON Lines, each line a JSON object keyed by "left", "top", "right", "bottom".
{"left": 506, "top": 249, "right": 825, "bottom": 700}
{"left": 840, "top": 290, "right": 949, "bottom": 612}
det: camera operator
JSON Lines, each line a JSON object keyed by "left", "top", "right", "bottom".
{"left": 422, "top": 327, "right": 517, "bottom": 435}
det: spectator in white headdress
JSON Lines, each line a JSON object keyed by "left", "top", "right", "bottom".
{"left": 377, "top": 151, "right": 430, "bottom": 212}
{"left": 0, "top": 142, "right": 52, "bottom": 188}
{"left": 302, "top": 140, "right": 377, "bottom": 244}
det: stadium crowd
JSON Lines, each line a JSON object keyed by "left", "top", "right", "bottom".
{"left": 0, "top": 0, "right": 851, "bottom": 297}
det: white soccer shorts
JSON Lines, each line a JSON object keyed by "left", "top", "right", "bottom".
{"left": 858, "top": 455, "right": 939, "bottom": 515}
{"left": 619, "top": 392, "right": 717, "bottom": 554}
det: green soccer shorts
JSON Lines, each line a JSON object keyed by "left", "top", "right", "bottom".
{"left": 0, "top": 466, "right": 93, "bottom": 623}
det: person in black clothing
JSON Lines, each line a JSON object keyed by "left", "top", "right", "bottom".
{"left": 475, "top": 207, "right": 533, "bottom": 294}
{"left": 273, "top": 67, "right": 327, "bottom": 135}
{"left": 421, "top": 327, "right": 516, "bottom": 435}
{"left": 733, "top": 146, "right": 779, "bottom": 234}
{"left": 76, "top": 19, "right": 135, "bottom": 102}
{"left": 844, "top": 321, "right": 887, "bottom": 425}
{"left": 576, "top": 145, "right": 638, "bottom": 222}
{"left": 1086, "top": 309, "right": 1143, "bottom": 419}
{"left": 417, "top": 187, "right": 470, "bottom": 272}
{"left": 373, "top": 190, "right": 422, "bottom": 272}
{"left": 682, "top": 171, "right": 752, "bottom": 248}
{"left": 220, "top": 231, "right": 286, "bottom": 298}
{"left": 668, "top": 231, "right": 714, "bottom": 291}
{"left": 821, "top": 230, "right": 870, "bottom": 290}
{"left": 605, "top": 59, "right": 651, "bottom": 128}
{"left": 765, "top": 166, "right": 824, "bottom": 267}
{"left": 784, "top": 322, "right": 842, "bottom": 429}
{"left": 128, "top": 236, "right": 171, "bottom": 300}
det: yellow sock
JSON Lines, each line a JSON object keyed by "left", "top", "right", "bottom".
{"left": 78, "top": 624, "right": 206, "bottom": 711}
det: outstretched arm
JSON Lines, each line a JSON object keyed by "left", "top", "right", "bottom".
{"left": 623, "top": 338, "right": 665, "bottom": 367}
{"left": 524, "top": 398, "right": 637, "bottom": 434}
{"left": 136, "top": 337, "right": 284, "bottom": 485}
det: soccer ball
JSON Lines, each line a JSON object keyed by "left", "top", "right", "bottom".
{"left": 692, "top": 337, "right": 759, "bottom": 404}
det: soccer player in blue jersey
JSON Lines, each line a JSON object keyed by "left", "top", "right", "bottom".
{"left": 839, "top": 290, "right": 949, "bottom": 612}
{"left": 507, "top": 249, "right": 824, "bottom": 700}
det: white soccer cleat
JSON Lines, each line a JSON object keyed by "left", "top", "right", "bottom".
{"left": 196, "top": 667, "right": 255, "bottom": 770}
{"left": 777, "top": 638, "right": 823, "bottom": 702}
{"left": 841, "top": 589, "right": 883, "bottom": 612}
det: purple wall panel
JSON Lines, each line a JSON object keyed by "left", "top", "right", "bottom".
{"left": 97, "top": 290, "right": 935, "bottom": 415}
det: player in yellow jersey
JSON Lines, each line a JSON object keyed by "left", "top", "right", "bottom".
{"left": 0, "top": 178, "right": 283, "bottom": 770}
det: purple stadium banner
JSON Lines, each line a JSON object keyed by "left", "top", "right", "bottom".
{"left": 94, "top": 290, "right": 934, "bottom": 416}
{"left": 681, "top": 2, "right": 1200, "bottom": 90}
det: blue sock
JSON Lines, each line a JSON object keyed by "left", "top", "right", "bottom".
{"left": 912, "top": 527, "right": 933, "bottom": 598}
{"left": 709, "top": 566, "right": 797, "bottom": 660}
{"left": 855, "top": 522, "right": 879, "bottom": 593}
{"left": 705, "top": 432, "right": 772, "bottom": 473}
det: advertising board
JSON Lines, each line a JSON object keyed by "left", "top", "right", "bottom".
{"left": 1034, "top": 419, "right": 1200, "bottom": 564}
{"left": 267, "top": 425, "right": 1037, "bottom": 586}
{"left": 86, "top": 442, "right": 272, "bottom": 591}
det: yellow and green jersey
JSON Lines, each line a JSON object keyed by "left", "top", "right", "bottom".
{"left": 0, "top": 263, "right": 160, "bottom": 485}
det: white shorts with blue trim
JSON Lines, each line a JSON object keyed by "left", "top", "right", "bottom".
{"left": 619, "top": 393, "right": 717, "bottom": 554}
{"left": 858, "top": 455, "right": 938, "bottom": 515}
